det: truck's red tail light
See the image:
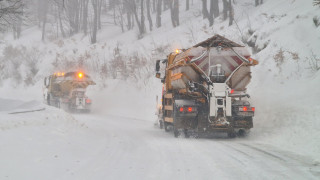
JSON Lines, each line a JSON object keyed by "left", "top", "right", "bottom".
{"left": 86, "top": 99, "right": 92, "bottom": 104}
{"left": 187, "top": 107, "right": 192, "bottom": 112}
{"left": 230, "top": 89, "right": 234, "bottom": 94}
{"left": 243, "top": 106, "right": 247, "bottom": 111}
{"left": 251, "top": 107, "right": 255, "bottom": 112}
{"left": 179, "top": 107, "right": 184, "bottom": 112}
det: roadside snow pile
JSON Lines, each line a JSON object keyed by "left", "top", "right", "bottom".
{"left": 0, "top": 98, "right": 44, "bottom": 114}
{"left": 0, "top": 98, "right": 24, "bottom": 111}
{"left": 246, "top": 0, "right": 320, "bottom": 81}
{"left": 0, "top": 99, "right": 98, "bottom": 180}
{"left": 249, "top": 71, "right": 320, "bottom": 161}
{"left": 0, "top": 98, "right": 82, "bottom": 132}
{"left": 244, "top": 0, "right": 320, "bottom": 160}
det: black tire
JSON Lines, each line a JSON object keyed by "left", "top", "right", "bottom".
{"left": 164, "top": 122, "right": 170, "bottom": 132}
{"left": 47, "top": 94, "right": 51, "bottom": 105}
{"left": 173, "top": 127, "right": 180, "bottom": 138}
{"left": 237, "top": 129, "right": 250, "bottom": 137}
{"left": 228, "top": 131, "right": 236, "bottom": 138}
{"left": 159, "top": 120, "right": 164, "bottom": 129}
{"left": 172, "top": 102, "right": 180, "bottom": 138}
{"left": 184, "top": 129, "right": 190, "bottom": 138}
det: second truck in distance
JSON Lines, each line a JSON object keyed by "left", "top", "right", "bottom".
{"left": 43, "top": 71, "right": 96, "bottom": 113}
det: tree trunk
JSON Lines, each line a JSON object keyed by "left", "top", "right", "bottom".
{"left": 156, "top": 0, "right": 162, "bottom": 27}
{"left": 147, "top": 0, "right": 153, "bottom": 31}
{"left": 82, "top": 0, "right": 89, "bottom": 35}
{"left": 228, "top": 0, "right": 234, "bottom": 26}
{"left": 98, "top": 0, "right": 102, "bottom": 30}
{"left": 58, "top": 3, "right": 66, "bottom": 38}
{"left": 212, "top": 0, "right": 219, "bottom": 18}
{"left": 202, "top": 0, "right": 209, "bottom": 19}
{"left": 74, "top": 1, "right": 80, "bottom": 33}
{"left": 163, "top": 0, "right": 169, "bottom": 11}
{"left": 255, "top": 0, "right": 259, "bottom": 6}
{"left": 222, "top": 0, "right": 228, "bottom": 20}
{"left": 152, "top": 0, "right": 156, "bottom": 13}
{"left": 41, "top": 0, "right": 48, "bottom": 41}
{"left": 127, "top": 11, "right": 132, "bottom": 30}
{"left": 119, "top": 5, "right": 124, "bottom": 33}
{"left": 170, "top": 0, "right": 175, "bottom": 27}
{"left": 140, "top": 0, "right": 146, "bottom": 33}
{"left": 113, "top": 5, "right": 117, "bottom": 25}
{"left": 186, "top": 0, "right": 189, "bottom": 11}
{"left": 17, "top": 6, "right": 23, "bottom": 39}
{"left": 133, "top": 0, "right": 146, "bottom": 38}
{"left": 174, "top": 0, "right": 179, "bottom": 26}
{"left": 208, "top": 0, "right": 214, "bottom": 26}
{"left": 42, "top": 16, "right": 47, "bottom": 41}
{"left": 13, "top": 5, "right": 23, "bottom": 39}
{"left": 91, "top": 0, "right": 98, "bottom": 44}
{"left": 124, "top": 1, "right": 133, "bottom": 30}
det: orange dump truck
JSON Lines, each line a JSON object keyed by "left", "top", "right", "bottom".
{"left": 43, "top": 72, "right": 96, "bottom": 112}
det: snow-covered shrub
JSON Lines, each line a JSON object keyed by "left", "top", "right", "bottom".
{"left": 313, "top": 16, "right": 320, "bottom": 27}
{"left": 307, "top": 51, "right": 320, "bottom": 73}
{"left": 23, "top": 48, "right": 42, "bottom": 86}
{"left": 1, "top": 45, "right": 25, "bottom": 84}
{"left": 274, "top": 48, "right": 285, "bottom": 72}
{"left": 0, "top": 45, "right": 42, "bottom": 86}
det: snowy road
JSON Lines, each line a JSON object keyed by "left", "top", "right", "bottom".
{"left": 1, "top": 112, "right": 319, "bottom": 180}
{"left": 58, "top": 114, "right": 320, "bottom": 179}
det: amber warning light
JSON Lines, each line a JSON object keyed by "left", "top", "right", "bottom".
{"left": 78, "top": 72, "right": 83, "bottom": 78}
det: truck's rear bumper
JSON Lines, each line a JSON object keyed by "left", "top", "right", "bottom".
{"left": 175, "top": 116, "right": 253, "bottom": 132}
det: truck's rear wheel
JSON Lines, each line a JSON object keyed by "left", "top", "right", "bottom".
{"left": 47, "top": 94, "right": 51, "bottom": 105}
{"left": 173, "top": 127, "right": 180, "bottom": 138}
{"left": 228, "top": 131, "right": 236, "bottom": 138}
{"left": 184, "top": 129, "right": 190, "bottom": 138}
{"left": 164, "top": 122, "right": 170, "bottom": 132}
{"left": 237, "top": 129, "right": 250, "bottom": 137}
{"left": 159, "top": 120, "right": 164, "bottom": 129}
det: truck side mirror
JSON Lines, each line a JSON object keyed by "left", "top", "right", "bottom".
{"left": 156, "top": 72, "right": 161, "bottom": 78}
{"left": 155, "top": 60, "right": 160, "bottom": 72}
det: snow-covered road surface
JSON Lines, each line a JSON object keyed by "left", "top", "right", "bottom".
{"left": 1, "top": 111, "right": 319, "bottom": 180}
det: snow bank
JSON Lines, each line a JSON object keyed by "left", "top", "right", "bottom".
{"left": 0, "top": 98, "right": 81, "bottom": 131}
{"left": 249, "top": 74, "right": 320, "bottom": 160}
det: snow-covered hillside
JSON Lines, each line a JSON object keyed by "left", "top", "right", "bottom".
{"left": 0, "top": 0, "right": 319, "bottom": 179}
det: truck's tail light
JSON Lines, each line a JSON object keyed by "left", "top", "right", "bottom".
{"left": 179, "top": 107, "right": 184, "bottom": 112}
{"left": 239, "top": 106, "right": 255, "bottom": 112}
{"left": 230, "top": 89, "right": 234, "bottom": 94}
{"left": 243, "top": 106, "right": 247, "bottom": 111}
{"left": 187, "top": 107, "right": 192, "bottom": 112}
{"left": 86, "top": 99, "right": 92, "bottom": 104}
